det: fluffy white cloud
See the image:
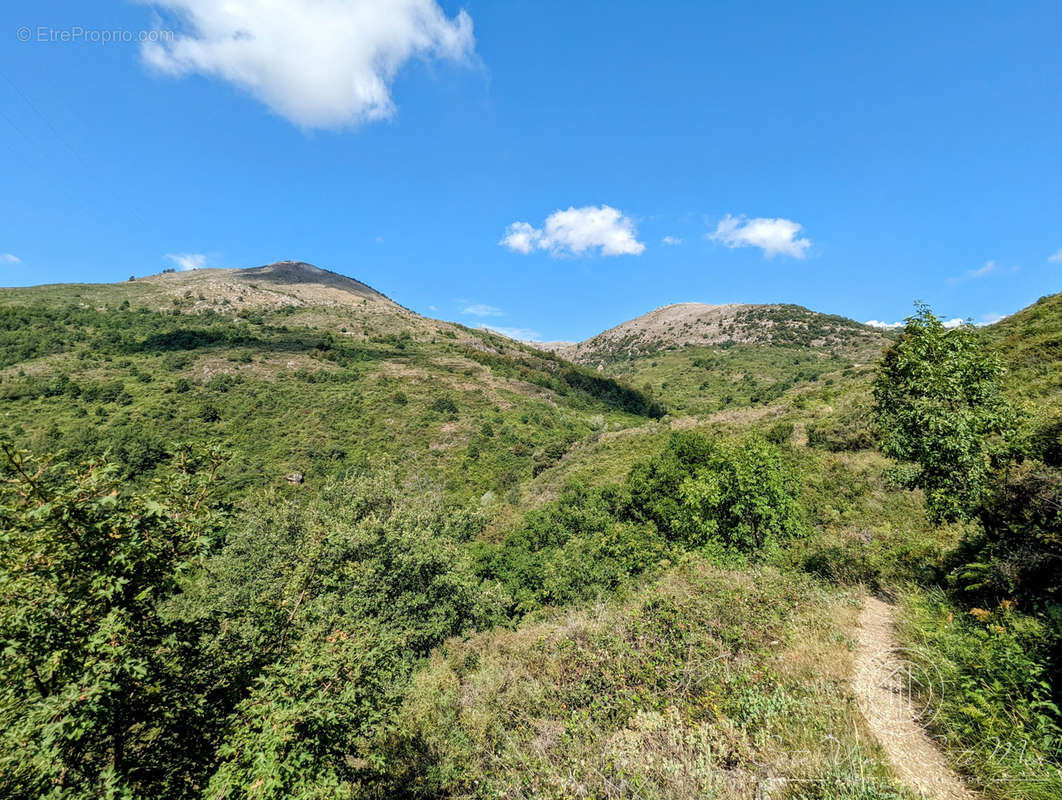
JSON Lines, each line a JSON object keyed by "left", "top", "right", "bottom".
{"left": 0, "top": 253, "right": 21, "bottom": 264}
{"left": 981, "top": 312, "right": 1005, "bottom": 325}
{"left": 865, "top": 319, "right": 904, "bottom": 330}
{"left": 942, "top": 318, "right": 965, "bottom": 328}
{"left": 708, "top": 214, "right": 811, "bottom": 259}
{"left": 166, "top": 252, "right": 207, "bottom": 270}
{"left": 1049, "top": 249, "right": 1062, "bottom": 263}
{"left": 141, "top": 0, "right": 475, "bottom": 129}
{"left": 661, "top": 235, "right": 683, "bottom": 246}
{"left": 462, "top": 303, "right": 503, "bottom": 317}
{"left": 479, "top": 324, "right": 542, "bottom": 342}
{"left": 500, "top": 205, "right": 645, "bottom": 257}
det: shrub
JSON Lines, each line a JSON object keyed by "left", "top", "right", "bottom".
{"left": 627, "top": 432, "right": 804, "bottom": 554}
{"left": 677, "top": 436, "right": 804, "bottom": 553}
{"left": 765, "top": 420, "right": 794, "bottom": 445}
{"left": 0, "top": 445, "right": 223, "bottom": 799}
{"left": 806, "top": 409, "right": 875, "bottom": 452}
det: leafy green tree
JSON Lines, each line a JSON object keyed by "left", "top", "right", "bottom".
{"left": 0, "top": 443, "right": 223, "bottom": 799}
{"left": 873, "top": 303, "right": 1014, "bottom": 522}
{"left": 626, "top": 432, "right": 802, "bottom": 554}
{"left": 678, "top": 436, "right": 803, "bottom": 553}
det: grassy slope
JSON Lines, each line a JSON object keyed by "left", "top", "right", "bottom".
{"left": 983, "top": 291, "right": 1062, "bottom": 405}
{"left": 6, "top": 270, "right": 1059, "bottom": 796}
{"left": 0, "top": 268, "right": 658, "bottom": 502}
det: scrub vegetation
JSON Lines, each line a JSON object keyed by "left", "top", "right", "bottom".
{"left": 1, "top": 265, "right": 1058, "bottom": 799}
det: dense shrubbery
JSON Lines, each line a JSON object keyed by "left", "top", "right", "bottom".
{"left": 627, "top": 432, "right": 804, "bottom": 552}
{"left": 0, "top": 444, "right": 225, "bottom": 800}
{"left": 0, "top": 447, "right": 507, "bottom": 799}
{"left": 189, "top": 475, "right": 506, "bottom": 799}
{"left": 900, "top": 591, "right": 1062, "bottom": 798}
{"left": 478, "top": 432, "right": 805, "bottom": 613}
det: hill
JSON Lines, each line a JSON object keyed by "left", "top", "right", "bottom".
{"left": 0, "top": 260, "right": 396, "bottom": 313}
{"left": 982, "top": 290, "right": 1062, "bottom": 404}
{"left": 540, "top": 302, "right": 891, "bottom": 417}
{"left": 552, "top": 301, "right": 891, "bottom": 366}
{"left": 0, "top": 262, "right": 663, "bottom": 501}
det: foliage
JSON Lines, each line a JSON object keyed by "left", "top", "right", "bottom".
{"left": 677, "top": 436, "right": 804, "bottom": 552}
{"left": 873, "top": 303, "right": 1014, "bottom": 522}
{"left": 474, "top": 481, "right": 666, "bottom": 613}
{"left": 764, "top": 419, "right": 794, "bottom": 445}
{"left": 628, "top": 432, "right": 804, "bottom": 553}
{"left": 185, "top": 474, "right": 507, "bottom": 799}
{"left": 0, "top": 444, "right": 224, "bottom": 800}
{"left": 806, "top": 407, "right": 875, "bottom": 452}
{"left": 899, "top": 590, "right": 1062, "bottom": 799}
{"left": 953, "top": 461, "right": 1062, "bottom": 611}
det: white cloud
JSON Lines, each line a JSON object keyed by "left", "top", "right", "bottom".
{"left": 866, "top": 316, "right": 968, "bottom": 329}
{"left": 1049, "top": 249, "right": 1062, "bottom": 263}
{"left": 165, "top": 252, "right": 207, "bottom": 270}
{"left": 479, "top": 324, "right": 542, "bottom": 342}
{"left": 462, "top": 303, "right": 503, "bottom": 317}
{"left": 951, "top": 260, "right": 1018, "bottom": 284}
{"left": 661, "top": 235, "right": 683, "bottom": 246}
{"left": 981, "top": 312, "right": 1005, "bottom": 325}
{"left": 967, "top": 260, "right": 999, "bottom": 278}
{"left": 141, "top": 0, "right": 475, "bottom": 129}
{"left": 708, "top": 214, "right": 811, "bottom": 259}
{"left": 0, "top": 253, "right": 21, "bottom": 264}
{"left": 500, "top": 205, "right": 645, "bottom": 257}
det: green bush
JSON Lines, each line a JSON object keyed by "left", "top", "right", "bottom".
{"left": 627, "top": 432, "right": 804, "bottom": 554}
{"left": 899, "top": 590, "right": 1062, "bottom": 798}
{"left": 765, "top": 420, "right": 794, "bottom": 445}
{"left": 806, "top": 409, "right": 875, "bottom": 452}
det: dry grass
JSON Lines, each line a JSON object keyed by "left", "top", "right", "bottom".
{"left": 394, "top": 558, "right": 909, "bottom": 799}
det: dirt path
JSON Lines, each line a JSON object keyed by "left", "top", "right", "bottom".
{"left": 853, "top": 596, "right": 976, "bottom": 799}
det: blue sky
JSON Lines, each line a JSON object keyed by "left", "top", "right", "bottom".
{"left": 1, "top": 1, "right": 1059, "bottom": 341}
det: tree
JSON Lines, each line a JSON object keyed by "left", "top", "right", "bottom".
{"left": 626, "top": 432, "right": 802, "bottom": 554}
{"left": 0, "top": 443, "right": 223, "bottom": 799}
{"left": 873, "top": 303, "right": 1014, "bottom": 523}
{"left": 678, "top": 436, "right": 803, "bottom": 553}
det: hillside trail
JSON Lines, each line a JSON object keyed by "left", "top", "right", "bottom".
{"left": 853, "top": 596, "right": 977, "bottom": 800}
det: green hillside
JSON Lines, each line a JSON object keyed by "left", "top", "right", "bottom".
{"left": 984, "top": 291, "right": 1062, "bottom": 403}
{"left": 1, "top": 270, "right": 1059, "bottom": 800}
{"left": 0, "top": 263, "right": 662, "bottom": 502}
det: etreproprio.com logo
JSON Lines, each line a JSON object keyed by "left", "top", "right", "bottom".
{"left": 16, "top": 26, "right": 174, "bottom": 45}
